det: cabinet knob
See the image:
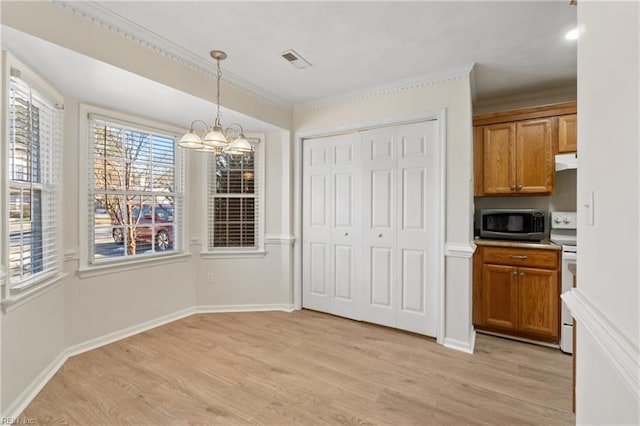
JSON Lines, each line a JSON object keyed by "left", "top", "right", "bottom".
{"left": 512, "top": 271, "right": 518, "bottom": 277}
{"left": 516, "top": 185, "right": 523, "bottom": 190}
{"left": 510, "top": 255, "right": 528, "bottom": 259}
{"left": 520, "top": 272, "right": 526, "bottom": 277}
{"left": 510, "top": 185, "right": 517, "bottom": 190}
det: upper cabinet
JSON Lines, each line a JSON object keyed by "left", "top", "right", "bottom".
{"left": 474, "top": 101, "right": 577, "bottom": 197}
{"left": 558, "top": 114, "right": 578, "bottom": 153}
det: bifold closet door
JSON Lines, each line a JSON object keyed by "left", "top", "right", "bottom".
{"left": 302, "top": 134, "right": 361, "bottom": 320}
{"left": 361, "top": 121, "right": 440, "bottom": 336}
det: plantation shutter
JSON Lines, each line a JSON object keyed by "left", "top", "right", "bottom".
{"left": 208, "top": 140, "right": 262, "bottom": 249}
{"left": 7, "top": 71, "right": 63, "bottom": 289}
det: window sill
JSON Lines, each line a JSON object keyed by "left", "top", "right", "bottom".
{"left": 77, "top": 252, "right": 192, "bottom": 279}
{"left": 201, "top": 250, "right": 266, "bottom": 260}
{"left": 1, "top": 272, "right": 67, "bottom": 313}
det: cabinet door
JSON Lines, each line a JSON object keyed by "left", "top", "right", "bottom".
{"left": 482, "top": 264, "right": 518, "bottom": 331}
{"left": 516, "top": 118, "right": 554, "bottom": 194}
{"left": 517, "top": 267, "right": 559, "bottom": 340}
{"left": 483, "top": 123, "right": 516, "bottom": 194}
{"left": 558, "top": 114, "right": 577, "bottom": 153}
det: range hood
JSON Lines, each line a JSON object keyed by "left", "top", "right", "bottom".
{"left": 556, "top": 153, "right": 577, "bottom": 171}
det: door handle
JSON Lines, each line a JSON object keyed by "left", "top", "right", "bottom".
{"left": 344, "top": 232, "right": 349, "bottom": 236}
{"left": 377, "top": 233, "right": 382, "bottom": 238}
{"left": 510, "top": 255, "right": 527, "bottom": 259}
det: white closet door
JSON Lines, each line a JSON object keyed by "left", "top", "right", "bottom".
{"left": 303, "top": 134, "right": 360, "bottom": 319}
{"left": 395, "top": 121, "right": 439, "bottom": 336}
{"left": 302, "top": 138, "right": 332, "bottom": 313}
{"left": 360, "top": 127, "right": 398, "bottom": 328}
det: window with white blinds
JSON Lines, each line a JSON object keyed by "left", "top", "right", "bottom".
{"left": 208, "top": 137, "right": 263, "bottom": 251}
{"left": 88, "top": 116, "right": 184, "bottom": 263}
{"left": 7, "top": 72, "right": 63, "bottom": 290}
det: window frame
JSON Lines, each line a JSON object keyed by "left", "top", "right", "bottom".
{"left": 1, "top": 51, "right": 66, "bottom": 305}
{"left": 78, "top": 104, "right": 188, "bottom": 276}
{"left": 201, "top": 133, "right": 265, "bottom": 259}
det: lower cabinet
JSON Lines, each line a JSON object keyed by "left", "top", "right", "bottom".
{"left": 473, "top": 244, "right": 560, "bottom": 342}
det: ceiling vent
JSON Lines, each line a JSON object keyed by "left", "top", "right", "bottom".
{"left": 281, "top": 49, "right": 312, "bottom": 70}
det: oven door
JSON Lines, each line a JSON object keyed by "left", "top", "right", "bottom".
{"left": 561, "top": 248, "right": 577, "bottom": 326}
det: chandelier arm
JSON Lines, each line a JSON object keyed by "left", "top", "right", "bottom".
{"left": 189, "top": 119, "right": 211, "bottom": 133}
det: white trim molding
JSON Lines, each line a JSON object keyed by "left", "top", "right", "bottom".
{"left": 444, "top": 330, "right": 476, "bottom": 354}
{"left": 55, "top": 1, "right": 290, "bottom": 108}
{"left": 445, "top": 242, "right": 477, "bottom": 258}
{"left": 200, "top": 250, "right": 266, "bottom": 260}
{"left": 265, "top": 235, "right": 296, "bottom": 246}
{"left": 562, "top": 288, "right": 640, "bottom": 400}
{"left": 295, "top": 64, "right": 474, "bottom": 111}
{"left": 77, "top": 252, "right": 192, "bottom": 279}
{"left": 1, "top": 273, "right": 67, "bottom": 313}
{"left": 196, "top": 304, "right": 295, "bottom": 313}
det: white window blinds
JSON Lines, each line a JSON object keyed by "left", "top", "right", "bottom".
{"left": 87, "top": 116, "right": 184, "bottom": 263}
{"left": 7, "top": 72, "right": 63, "bottom": 290}
{"left": 208, "top": 139, "right": 262, "bottom": 250}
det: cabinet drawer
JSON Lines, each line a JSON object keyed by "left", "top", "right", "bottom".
{"left": 483, "top": 246, "right": 559, "bottom": 269}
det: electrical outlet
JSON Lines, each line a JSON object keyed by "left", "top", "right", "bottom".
{"left": 207, "top": 273, "right": 214, "bottom": 284}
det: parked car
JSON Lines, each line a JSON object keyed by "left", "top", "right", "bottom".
{"left": 112, "top": 205, "right": 174, "bottom": 251}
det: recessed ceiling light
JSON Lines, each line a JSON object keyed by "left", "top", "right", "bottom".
{"left": 565, "top": 28, "right": 579, "bottom": 41}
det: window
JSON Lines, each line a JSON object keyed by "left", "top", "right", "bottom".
{"left": 207, "top": 136, "right": 263, "bottom": 253}
{"left": 87, "top": 116, "right": 184, "bottom": 263}
{"left": 6, "top": 70, "right": 63, "bottom": 290}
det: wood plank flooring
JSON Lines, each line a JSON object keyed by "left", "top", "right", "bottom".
{"left": 22, "top": 310, "right": 575, "bottom": 425}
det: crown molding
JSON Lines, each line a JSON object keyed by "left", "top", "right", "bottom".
{"left": 294, "top": 63, "right": 474, "bottom": 112}
{"left": 54, "top": 1, "right": 291, "bottom": 109}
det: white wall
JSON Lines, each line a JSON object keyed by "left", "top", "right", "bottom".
{"left": 574, "top": 0, "right": 640, "bottom": 423}
{"left": 294, "top": 75, "right": 476, "bottom": 351}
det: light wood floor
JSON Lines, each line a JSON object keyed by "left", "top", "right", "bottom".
{"left": 23, "top": 310, "right": 575, "bottom": 425}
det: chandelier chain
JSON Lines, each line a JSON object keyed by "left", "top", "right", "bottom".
{"left": 216, "top": 59, "right": 222, "bottom": 125}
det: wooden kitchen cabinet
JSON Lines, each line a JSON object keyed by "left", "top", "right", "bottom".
{"left": 478, "top": 118, "right": 554, "bottom": 195}
{"left": 474, "top": 101, "right": 577, "bottom": 197}
{"left": 473, "top": 244, "right": 561, "bottom": 342}
{"left": 558, "top": 114, "right": 577, "bottom": 153}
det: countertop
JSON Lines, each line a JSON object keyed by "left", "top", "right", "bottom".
{"left": 474, "top": 238, "right": 562, "bottom": 251}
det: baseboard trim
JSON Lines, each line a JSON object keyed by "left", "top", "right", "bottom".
{"left": 195, "top": 303, "right": 295, "bottom": 313}
{"left": 65, "top": 306, "right": 197, "bottom": 357}
{"left": 562, "top": 288, "right": 640, "bottom": 400}
{"left": 444, "top": 330, "right": 476, "bottom": 354}
{"left": 3, "top": 350, "right": 68, "bottom": 419}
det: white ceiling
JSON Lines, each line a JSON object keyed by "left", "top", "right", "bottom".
{"left": 1, "top": 1, "right": 577, "bottom": 131}
{"left": 62, "top": 0, "right": 577, "bottom": 105}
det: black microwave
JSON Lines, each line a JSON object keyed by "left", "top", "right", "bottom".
{"left": 480, "top": 209, "right": 545, "bottom": 241}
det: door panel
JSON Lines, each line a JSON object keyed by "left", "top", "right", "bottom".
{"left": 482, "top": 264, "right": 518, "bottom": 331}
{"left": 483, "top": 123, "right": 516, "bottom": 194}
{"left": 401, "top": 249, "right": 425, "bottom": 313}
{"left": 303, "top": 134, "right": 360, "bottom": 319}
{"left": 396, "top": 121, "right": 439, "bottom": 335}
{"left": 518, "top": 267, "right": 559, "bottom": 340}
{"left": 334, "top": 244, "right": 352, "bottom": 300}
{"left": 303, "top": 139, "right": 332, "bottom": 313}
{"left": 516, "top": 119, "right": 553, "bottom": 194}
{"left": 361, "top": 127, "right": 397, "bottom": 327}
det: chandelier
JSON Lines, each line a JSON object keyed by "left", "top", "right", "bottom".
{"left": 178, "top": 50, "right": 252, "bottom": 155}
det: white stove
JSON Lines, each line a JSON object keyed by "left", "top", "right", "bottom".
{"left": 550, "top": 211, "right": 577, "bottom": 354}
